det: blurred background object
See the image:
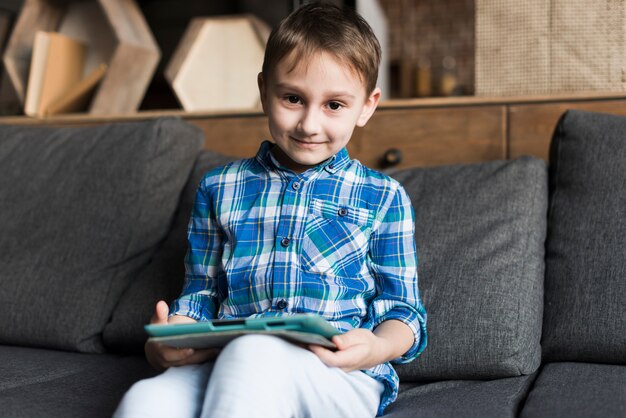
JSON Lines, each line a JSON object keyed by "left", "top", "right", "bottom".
{"left": 380, "top": 0, "right": 474, "bottom": 98}
{"left": 165, "top": 15, "right": 269, "bottom": 112}
{"left": 0, "top": 1, "right": 21, "bottom": 115}
{"left": 2, "top": 0, "right": 160, "bottom": 116}
{"left": 4, "top": 0, "right": 624, "bottom": 117}
{"left": 1, "top": 0, "right": 471, "bottom": 116}
{"left": 475, "top": 0, "right": 626, "bottom": 96}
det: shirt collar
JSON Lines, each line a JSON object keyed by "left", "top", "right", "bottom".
{"left": 255, "top": 140, "right": 350, "bottom": 175}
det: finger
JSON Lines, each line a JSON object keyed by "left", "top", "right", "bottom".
{"left": 309, "top": 344, "right": 342, "bottom": 368}
{"left": 314, "top": 344, "right": 362, "bottom": 371}
{"left": 161, "top": 346, "right": 195, "bottom": 363}
{"left": 145, "top": 341, "right": 184, "bottom": 372}
{"left": 332, "top": 334, "right": 347, "bottom": 349}
{"left": 176, "top": 348, "right": 221, "bottom": 365}
{"left": 151, "top": 300, "right": 170, "bottom": 325}
{"left": 145, "top": 344, "right": 167, "bottom": 372}
{"left": 332, "top": 330, "right": 368, "bottom": 349}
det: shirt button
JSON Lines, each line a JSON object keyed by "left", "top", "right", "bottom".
{"left": 280, "top": 238, "right": 291, "bottom": 247}
{"left": 338, "top": 208, "right": 348, "bottom": 217}
{"left": 276, "top": 300, "right": 288, "bottom": 310}
{"left": 292, "top": 182, "right": 300, "bottom": 190}
{"left": 328, "top": 164, "right": 334, "bottom": 170}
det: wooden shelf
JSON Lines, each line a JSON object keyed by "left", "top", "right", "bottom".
{"left": 2, "top": 94, "right": 626, "bottom": 169}
{"left": 2, "top": 0, "right": 160, "bottom": 115}
{"left": 379, "top": 91, "right": 626, "bottom": 108}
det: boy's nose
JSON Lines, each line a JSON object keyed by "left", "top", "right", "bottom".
{"left": 297, "top": 107, "right": 321, "bottom": 136}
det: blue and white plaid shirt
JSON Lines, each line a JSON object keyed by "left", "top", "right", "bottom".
{"left": 171, "top": 141, "right": 427, "bottom": 415}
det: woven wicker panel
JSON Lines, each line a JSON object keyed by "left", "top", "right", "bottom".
{"left": 476, "top": 0, "right": 626, "bottom": 96}
{"left": 476, "top": 1, "right": 550, "bottom": 95}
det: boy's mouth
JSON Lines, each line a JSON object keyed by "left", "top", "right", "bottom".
{"left": 290, "top": 137, "right": 325, "bottom": 148}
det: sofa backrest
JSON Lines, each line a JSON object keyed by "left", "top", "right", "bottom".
{"left": 392, "top": 156, "right": 548, "bottom": 381}
{"left": 104, "top": 147, "right": 550, "bottom": 378}
{"left": 103, "top": 150, "right": 236, "bottom": 353}
{"left": 542, "top": 110, "right": 626, "bottom": 364}
{"left": 11, "top": 109, "right": 620, "bottom": 378}
{"left": 0, "top": 118, "right": 202, "bottom": 353}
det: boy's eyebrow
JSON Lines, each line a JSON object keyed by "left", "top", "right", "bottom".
{"left": 274, "top": 83, "right": 357, "bottom": 100}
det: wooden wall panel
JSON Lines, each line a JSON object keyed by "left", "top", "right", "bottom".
{"left": 188, "top": 106, "right": 506, "bottom": 168}
{"left": 352, "top": 105, "right": 505, "bottom": 169}
{"left": 509, "top": 100, "right": 626, "bottom": 160}
{"left": 187, "top": 114, "right": 269, "bottom": 158}
{"left": 3, "top": 95, "right": 626, "bottom": 169}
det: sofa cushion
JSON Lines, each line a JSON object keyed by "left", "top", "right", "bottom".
{"left": 103, "top": 150, "right": 236, "bottom": 354}
{"left": 0, "top": 345, "right": 156, "bottom": 418}
{"left": 542, "top": 110, "right": 626, "bottom": 363}
{"left": 388, "top": 374, "right": 537, "bottom": 418}
{"left": 0, "top": 118, "right": 202, "bottom": 353}
{"left": 391, "top": 156, "right": 547, "bottom": 380}
{"left": 520, "top": 362, "right": 626, "bottom": 418}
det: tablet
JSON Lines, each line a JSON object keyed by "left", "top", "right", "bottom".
{"left": 145, "top": 314, "right": 340, "bottom": 350}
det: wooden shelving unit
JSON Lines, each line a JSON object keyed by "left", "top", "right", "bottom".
{"left": 2, "top": 0, "right": 160, "bottom": 115}
{"left": 2, "top": 93, "right": 626, "bottom": 169}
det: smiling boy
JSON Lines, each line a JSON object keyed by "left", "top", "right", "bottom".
{"left": 260, "top": 49, "right": 377, "bottom": 172}
{"left": 115, "top": 3, "right": 426, "bottom": 418}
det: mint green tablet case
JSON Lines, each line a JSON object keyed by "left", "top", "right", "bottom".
{"left": 145, "top": 314, "right": 340, "bottom": 350}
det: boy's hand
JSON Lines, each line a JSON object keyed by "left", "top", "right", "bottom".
{"left": 308, "top": 328, "right": 390, "bottom": 373}
{"left": 308, "top": 320, "right": 414, "bottom": 373}
{"left": 144, "top": 300, "right": 221, "bottom": 371}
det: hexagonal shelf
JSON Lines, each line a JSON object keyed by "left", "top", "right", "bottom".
{"left": 2, "top": 0, "right": 160, "bottom": 115}
{"left": 165, "top": 15, "right": 269, "bottom": 112}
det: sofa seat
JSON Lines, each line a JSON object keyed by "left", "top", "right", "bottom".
{"left": 520, "top": 362, "right": 626, "bottom": 418}
{"left": 0, "top": 346, "right": 155, "bottom": 418}
{"left": 386, "top": 374, "right": 537, "bottom": 418}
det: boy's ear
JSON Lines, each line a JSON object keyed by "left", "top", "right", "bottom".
{"left": 356, "top": 87, "right": 381, "bottom": 127}
{"left": 258, "top": 72, "right": 267, "bottom": 114}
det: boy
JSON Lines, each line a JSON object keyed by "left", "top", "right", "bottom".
{"left": 115, "top": 3, "right": 426, "bottom": 417}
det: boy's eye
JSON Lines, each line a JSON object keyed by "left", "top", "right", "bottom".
{"left": 287, "top": 95, "right": 301, "bottom": 104}
{"left": 328, "top": 101, "right": 342, "bottom": 110}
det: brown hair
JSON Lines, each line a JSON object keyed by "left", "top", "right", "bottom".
{"left": 261, "top": 2, "right": 381, "bottom": 94}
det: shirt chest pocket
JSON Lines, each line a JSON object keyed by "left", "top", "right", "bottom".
{"left": 300, "top": 198, "right": 374, "bottom": 278}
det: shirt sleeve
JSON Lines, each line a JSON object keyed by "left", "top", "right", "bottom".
{"left": 366, "top": 183, "right": 427, "bottom": 364}
{"left": 170, "top": 179, "right": 223, "bottom": 321}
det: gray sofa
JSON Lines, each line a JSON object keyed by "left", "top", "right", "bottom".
{"left": 0, "top": 110, "right": 623, "bottom": 417}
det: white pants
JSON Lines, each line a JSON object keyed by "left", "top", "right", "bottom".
{"left": 114, "top": 334, "right": 384, "bottom": 418}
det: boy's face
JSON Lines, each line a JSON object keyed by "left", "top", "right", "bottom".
{"left": 258, "top": 51, "right": 380, "bottom": 173}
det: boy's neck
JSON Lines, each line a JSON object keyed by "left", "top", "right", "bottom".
{"left": 270, "top": 145, "right": 320, "bottom": 174}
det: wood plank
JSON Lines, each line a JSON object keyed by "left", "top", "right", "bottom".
{"left": 508, "top": 100, "right": 626, "bottom": 160}
{"left": 3, "top": 93, "right": 626, "bottom": 121}
{"left": 3, "top": 0, "right": 159, "bottom": 114}
{"left": 89, "top": 0, "right": 160, "bottom": 114}
{"left": 0, "top": 108, "right": 252, "bottom": 124}
{"left": 0, "top": 11, "right": 11, "bottom": 52}
{"left": 380, "top": 92, "right": 626, "bottom": 108}
{"left": 187, "top": 114, "right": 269, "bottom": 158}
{"left": 3, "top": 95, "right": 626, "bottom": 168}
{"left": 2, "top": 0, "right": 64, "bottom": 103}
{"left": 352, "top": 105, "right": 505, "bottom": 169}
{"left": 0, "top": 11, "right": 21, "bottom": 115}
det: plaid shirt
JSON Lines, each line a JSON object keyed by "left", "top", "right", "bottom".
{"left": 171, "top": 141, "right": 427, "bottom": 415}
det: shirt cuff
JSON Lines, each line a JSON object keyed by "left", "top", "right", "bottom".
{"left": 169, "top": 296, "right": 217, "bottom": 321}
{"left": 374, "top": 305, "right": 427, "bottom": 364}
